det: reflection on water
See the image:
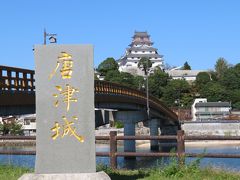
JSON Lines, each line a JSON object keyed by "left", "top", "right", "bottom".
{"left": 0, "top": 144, "right": 240, "bottom": 171}
{"left": 0, "top": 146, "right": 35, "bottom": 168}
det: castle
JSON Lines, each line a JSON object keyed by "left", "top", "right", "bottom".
{"left": 118, "top": 31, "right": 164, "bottom": 75}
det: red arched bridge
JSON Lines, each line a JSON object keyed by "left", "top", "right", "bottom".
{"left": 0, "top": 65, "right": 179, "bottom": 129}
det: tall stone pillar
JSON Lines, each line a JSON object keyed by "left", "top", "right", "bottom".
{"left": 113, "top": 110, "right": 146, "bottom": 156}
{"left": 124, "top": 121, "right": 136, "bottom": 153}
{"left": 149, "top": 118, "right": 159, "bottom": 151}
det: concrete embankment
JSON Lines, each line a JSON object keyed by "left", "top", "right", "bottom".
{"left": 182, "top": 120, "right": 240, "bottom": 136}
{"left": 0, "top": 140, "right": 35, "bottom": 146}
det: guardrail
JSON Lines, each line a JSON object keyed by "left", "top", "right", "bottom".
{"left": 0, "top": 66, "right": 35, "bottom": 92}
{"left": 0, "top": 130, "right": 240, "bottom": 169}
{"left": 0, "top": 65, "right": 178, "bottom": 121}
{"left": 95, "top": 80, "right": 178, "bottom": 121}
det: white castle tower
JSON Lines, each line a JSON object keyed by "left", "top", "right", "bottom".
{"left": 118, "top": 31, "right": 164, "bottom": 75}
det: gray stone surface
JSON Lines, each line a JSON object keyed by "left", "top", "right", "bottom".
{"left": 18, "top": 171, "right": 110, "bottom": 180}
{"left": 182, "top": 122, "right": 240, "bottom": 136}
{"left": 34, "top": 45, "right": 95, "bottom": 173}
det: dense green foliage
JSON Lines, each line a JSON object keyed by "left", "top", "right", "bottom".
{"left": 215, "top": 57, "right": 229, "bottom": 79}
{"left": 96, "top": 159, "right": 240, "bottom": 180}
{"left": 104, "top": 71, "right": 137, "bottom": 88}
{"left": 195, "top": 72, "right": 211, "bottom": 89}
{"left": 97, "top": 57, "right": 119, "bottom": 76}
{"left": 2, "top": 159, "right": 240, "bottom": 180}
{"left": 148, "top": 68, "right": 170, "bottom": 98}
{"left": 162, "top": 79, "right": 193, "bottom": 107}
{"left": 0, "top": 165, "right": 32, "bottom": 180}
{"left": 197, "top": 61, "right": 240, "bottom": 109}
{"left": 114, "top": 121, "right": 124, "bottom": 128}
{"left": 97, "top": 57, "right": 240, "bottom": 110}
{"left": 0, "top": 122, "right": 23, "bottom": 135}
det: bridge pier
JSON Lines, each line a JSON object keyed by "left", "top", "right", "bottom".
{"left": 149, "top": 118, "right": 160, "bottom": 151}
{"left": 159, "top": 124, "right": 179, "bottom": 152}
{"left": 124, "top": 121, "right": 136, "bottom": 153}
{"left": 113, "top": 110, "right": 146, "bottom": 157}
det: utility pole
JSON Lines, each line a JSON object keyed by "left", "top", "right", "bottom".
{"left": 146, "top": 70, "right": 150, "bottom": 119}
{"left": 44, "top": 29, "right": 46, "bottom": 45}
{"left": 43, "top": 28, "right": 57, "bottom": 45}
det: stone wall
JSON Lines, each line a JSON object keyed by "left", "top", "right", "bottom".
{"left": 182, "top": 121, "right": 240, "bottom": 136}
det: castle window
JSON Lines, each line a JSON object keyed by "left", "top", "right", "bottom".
{"left": 142, "top": 51, "right": 145, "bottom": 53}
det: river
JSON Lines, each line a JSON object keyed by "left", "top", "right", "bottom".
{"left": 0, "top": 144, "right": 240, "bottom": 172}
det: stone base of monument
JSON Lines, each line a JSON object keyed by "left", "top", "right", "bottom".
{"left": 18, "top": 171, "right": 111, "bottom": 180}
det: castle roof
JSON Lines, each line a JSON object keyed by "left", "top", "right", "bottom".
{"left": 132, "top": 31, "right": 150, "bottom": 38}
{"left": 127, "top": 46, "right": 157, "bottom": 52}
{"left": 126, "top": 53, "right": 163, "bottom": 59}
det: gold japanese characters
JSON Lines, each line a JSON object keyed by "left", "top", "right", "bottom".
{"left": 49, "top": 51, "right": 84, "bottom": 143}
{"left": 53, "top": 84, "right": 79, "bottom": 111}
{"left": 49, "top": 52, "right": 73, "bottom": 79}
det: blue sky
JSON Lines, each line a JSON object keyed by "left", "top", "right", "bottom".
{"left": 0, "top": 1, "right": 240, "bottom": 70}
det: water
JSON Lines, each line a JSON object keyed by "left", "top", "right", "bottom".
{"left": 0, "top": 144, "right": 240, "bottom": 171}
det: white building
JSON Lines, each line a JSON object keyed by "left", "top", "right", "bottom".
{"left": 118, "top": 31, "right": 164, "bottom": 76}
{"left": 166, "top": 70, "right": 206, "bottom": 82}
{"left": 17, "top": 114, "right": 36, "bottom": 136}
{"left": 191, "top": 99, "right": 231, "bottom": 121}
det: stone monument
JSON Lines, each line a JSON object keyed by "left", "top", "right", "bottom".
{"left": 19, "top": 45, "right": 110, "bottom": 180}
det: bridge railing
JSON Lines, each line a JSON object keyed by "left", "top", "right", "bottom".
{"left": 1, "top": 130, "right": 240, "bottom": 169}
{"left": 95, "top": 80, "right": 178, "bottom": 121}
{"left": 0, "top": 65, "right": 177, "bottom": 120}
{"left": 0, "top": 66, "right": 35, "bottom": 92}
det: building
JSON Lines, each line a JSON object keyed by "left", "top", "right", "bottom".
{"left": 18, "top": 114, "right": 36, "bottom": 136}
{"left": 166, "top": 70, "right": 206, "bottom": 82}
{"left": 191, "top": 98, "right": 231, "bottom": 121}
{"left": 118, "top": 31, "right": 164, "bottom": 75}
{"left": 0, "top": 114, "right": 36, "bottom": 136}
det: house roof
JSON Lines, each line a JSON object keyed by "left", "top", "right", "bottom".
{"left": 166, "top": 70, "right": 206, "bottom": 77}
{"left": 195, "top": 102, "right": 231, "bottom": 107}
{"left": 195, "top": 111, "right": 230, "bottom": 115}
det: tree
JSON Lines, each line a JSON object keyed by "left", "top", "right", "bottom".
{"left": 215, "top": 57, "right": 229, "bottom": 79}
{"left": 148, "top": 68, "right": 171, "bottom": 98}
{"left": 104, "top": 70, "right": 121, "bottom": 82}
{"left": 104, "top": 70, "right": 136, "bottom": 88}
{"left": 199, "top": 82, "right": 227, "bottom": 102}
{"left": 220, "top": 65, "right": 240, "bottom": 90}
{"left": 133, "top": 75, "right": 145, "bottom": 90}
{"left": 138, "top": 57, "right": 152, "bottom": 75}
{"left": 195, "top": 72, "right": 211, "bottom": 89}
{"left": 0, "top": 122, "right": 24, "bottom": 135}
{"left": 97, "top": 57, "right": 119, "bottom": 76}
{"left": 227, "top": 89, "right": 240, "bottom": 110}
{"left": 182, "top": 61, "right": 191, "bottom": 70}
{"left": 162, "top": 79, "right": 192, "bottom": 107}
